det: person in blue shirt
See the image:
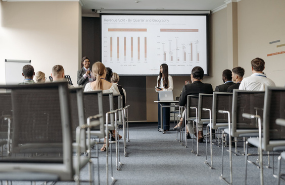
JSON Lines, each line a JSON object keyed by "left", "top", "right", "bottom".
{"left": 19, "top": 65, "right": 35, "bottom": 84}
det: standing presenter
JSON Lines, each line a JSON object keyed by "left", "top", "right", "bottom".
{"left": 156, "top": 64, "right": 173, "bottom": 131}
{"left": 77, "top": 56, "right": 94, "bottom": 87}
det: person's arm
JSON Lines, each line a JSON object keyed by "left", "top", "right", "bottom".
{"left": 165, "top": 75, "right": 173, "bottom": 91}
{"left": 155, "top": 76, "right": 162, "bottom": 92}
{"left": 179, "top": 85, "right": 187, "bottom": 106}
{"left": 215, "top": 86, "right": 219, "bottom": 92}
{"left": 227, "top": 86, "right": 233, "bottom": 93}
{"left": 122, "top": 88, "right": 127, "bottom": 104}
{"left": 112, "top": 83, "right": 121, "bottom": 95}
{"left": 239, "top": 80, "right": 246, "bottom": 90}
{"left": 77, "top": 69, "right": 88, "bottom": 86}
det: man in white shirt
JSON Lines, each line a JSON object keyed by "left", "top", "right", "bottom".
{"left": 239, "top": 57, "right": 275, "bottom": 91}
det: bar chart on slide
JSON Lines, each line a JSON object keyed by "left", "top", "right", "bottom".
{"left": 101, "top": 15, "right": 208, "bottom": 75}
{"left": 103, "top": 28, "right": 148, "bottom": 62}
{"left": 157, "top": 29, "right": 201, "bottom": 63}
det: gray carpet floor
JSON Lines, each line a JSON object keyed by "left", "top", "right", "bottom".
{"left": 6, "top": 123, "right": 285, "bottom": 184}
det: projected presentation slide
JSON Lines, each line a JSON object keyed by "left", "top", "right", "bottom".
{"left": 101, "top": 15, "right": 208, "bottom": 75}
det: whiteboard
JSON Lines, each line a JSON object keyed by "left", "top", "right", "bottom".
{"left": 5, "top": 59, "right": 31, "bottom": 84}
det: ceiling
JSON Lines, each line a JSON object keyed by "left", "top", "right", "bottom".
{"left": 81, "top": 0, "right": 226, "bottom": 13}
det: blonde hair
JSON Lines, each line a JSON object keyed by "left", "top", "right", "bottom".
{"left": 91, "top": 62, "right": 105, "bottom": 90}
{"left": 35, "top": 71, "right": 45, "bottom": 83}
{"left": 111, "top": 72, "right": 119, "bottom": 83}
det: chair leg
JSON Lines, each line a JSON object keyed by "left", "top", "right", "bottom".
{"left": 229, "top": 134, "right": 232, "bottom": 184}
{"left": 220, "top": 130, "right": 224, "bottom": 180}
{"left": 96, "top": 141, "right": 100, "bottom": 185}
{"left": 277, "top": 155, "right": 282, "bottom": 185}
{"left": 89, "top": 160, "right": 94, "bottom": 185}
{"left": 245, "top": 141, "right": 248, "bottom": 185}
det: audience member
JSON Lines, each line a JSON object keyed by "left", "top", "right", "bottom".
{"left": 51, "top": 65, "right": 73, "bottom": 87}
{"left": 51, "top": 65, "right": 65, "bottom": 81}
{"left": 111, "top": 72, "right": 126, "bottom": 107}
{"left": 177, "top": 66, "right": 213, "bottom": 143}
{"left": 227, "top": 67, "right": 244, "bottom": 92}
{"left": 215, "top": 69, "right": 234, "bottom": 92}
{"left": 84, "top": 62, "right": 120, "bottom": 151}
{"left": 35, "top": 71, "right": 46, "bottom": 83}
{"left": 19, "top": 65, "right": 35, "bottom": 84}
{"left": 77, "top": 56, "right": 94, "bottom": 87}
{"left": 239, "top": 57, "right": 275, "bottom": 91}
{"left": 105, "top": 67, "right": 113, "bottom": 82}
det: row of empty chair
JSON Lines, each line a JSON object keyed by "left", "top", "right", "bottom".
{"left": 0, "top": 82, "right": 130, "bottom": 185}
{"left": 175, "top": 86, "right": 285, "bottom": 184}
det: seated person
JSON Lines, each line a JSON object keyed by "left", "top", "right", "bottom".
{"left": 35, "top": 71, "right": 46, "bottom": 83}
{"left": 239, "top": 57, "right": 275, "bottom": 91}
{"left": 177, "top": 66, "right": 213, "bottom": 143}
{"left": 111, "top": 72, "right": 126, "bottom": 107}
{"left": 105, "top": 67, "right": 113, "bottom": 82}
{"left": 19, "top": 65, "right": 35, "bottom": 84}
{"left": 215, "top": 69, "right": 234, "bottom": 92}
{"left": 84, "top": 62, "right": 120, "bottom": 94}
{"left": 51, "top": 65, "right": 73, "bottom": 87}
{"left": 84, "top": 62, "right": 120, "bottom": 151}
{"left": 227, "top": 67, "right": 244, "bottom": 92}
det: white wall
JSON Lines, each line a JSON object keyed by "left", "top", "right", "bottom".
{"left": 0, "top": 1, "right": 81, "bottom": 85}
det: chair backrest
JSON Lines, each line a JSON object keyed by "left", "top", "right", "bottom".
{"left": 263, "top": 87, "right": 285, "bottom": 150}
{"left": 0, "top": 82, "right": 73, "bottom": 180}
{"left": 0, "top": 92, "right": 12, "bottom": 138}
{"left": 198, "top": 94, "right": 213, "bottom": 122}
{"left": 64, "top": 75, "right": 73, "bottom": 85}
{"left": 103, "top": 92, "right": 114, "bottom": 126}
{"left": 113, "top": 94, "right": 122, "bottom": 121}
{"left": 232, "top": 90, "right": 265, "bottom": 134}
{"left": 83, "top": 90, "right": 104, "bottom": 132}
{"left": 175, "top": 96, "right": 180, "bottom": 110}
{"left": 212, "top": 92, "right": 233, "bottom": 128}
{"left": 186, "top": 95, "right": 199, "bottom": 120}
{"left": 69, "top": 87, "right": 86, "bottom": 150}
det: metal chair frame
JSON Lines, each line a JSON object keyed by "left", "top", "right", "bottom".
{"left": 243, "top": 87, "right": 285, "bottom": 185}
{"left": 185, "top": 95, "right": 199, "bottom": 155}
{"left": 0, "top": 82, "right": 96, "bottom": 185}
{"left": 205, "top": 92, "right": 233, "bottom": 169}
{"left": 219, "top": 90, "right": 265, "bottom": 185}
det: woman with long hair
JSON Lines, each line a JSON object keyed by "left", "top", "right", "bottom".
{"left": 84, "top": 62, "right": 120, "bottom": 151}
{"left": 156, "top": 64, "right": 173, "bottom": 131}
{"left": 84, "top": 62, "right": 120, "bottom": 93}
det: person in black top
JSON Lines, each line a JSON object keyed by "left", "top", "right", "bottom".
{"left": 105, "top": 67, "right": 113, "bottom": 82}
{"left": 178, "top": 66, "right": 213, "bottom": 142}
{"left": 227, "top": 67, "right": 245, "bottom": 92}
{"left": 215, "top": 69, "right": 234, "bottom": 92}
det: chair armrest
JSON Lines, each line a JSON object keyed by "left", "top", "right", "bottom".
{"left": 276, "top": 118, "right": 285, "bottom": 127}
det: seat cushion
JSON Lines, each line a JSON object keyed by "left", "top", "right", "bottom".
{"left": 0, "top": 172, "right": 59, "bottom": 181}
{"left": 248, "top": 138, "right": 285, "bottom": 151}
{"left": 73, "top": 156, "right": 90, "bottom": 171}
{"left": 224, "top": 128, "right": 259, "bottom": 137}
{"left": 281, "top": 152, "right": 285, "bottom": 159}
{"left": 72, "top": 139, "right": 97, "bottom": 153}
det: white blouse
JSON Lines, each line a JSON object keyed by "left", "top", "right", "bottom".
{"left": 84, "top": 82, "right": 120, "bottom": 95}
{"left": 156, "top": 75, "right": 173, "bottom": 91}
